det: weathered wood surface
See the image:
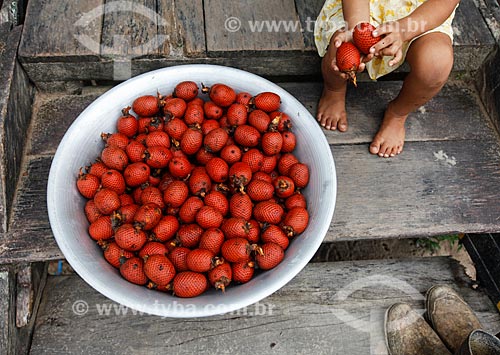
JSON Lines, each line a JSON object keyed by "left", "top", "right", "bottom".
{"left": 3, "top": 80, "right": 500, "bottom": 263}
{"left": 0, "top": 267, "right": 14, "bottom": 355}
{"left": 17, "top": 0, "right": 495, "bottom": 81}
{"left": 0, "top": 24, "right": 34, "bottom": 233}
{"left": 205, "top": 0, "right": 304, "bottom": 54}
{"left": 29, "top": 258, "right": 500, "bottom": 355}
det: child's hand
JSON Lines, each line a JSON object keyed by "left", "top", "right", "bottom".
{"left": 370, "top": 21, "right": 405, "bottom": 66}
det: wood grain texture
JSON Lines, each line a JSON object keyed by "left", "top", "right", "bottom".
{"left": 294, "top": 0, "right": 324, "bottom": 50}
{"left": 205, "top": 0, "right": 305, "bottom": 54}
{"left": 19, "top": 0, "right": 104, "bottom": 61}
{"left": 0, "top": 267, "right": 14, "bottom": 355}
{"left": 29, "top": 258, "right": 500, "bottom": 355}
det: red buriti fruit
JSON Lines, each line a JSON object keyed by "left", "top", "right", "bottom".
{"left": 221, "top": 217, "right": 251, "bottom": 239}
{"left": 168, "top": 156, "right": 193, "bottom": 179}
{"left": 234, "top": 125, "right": 260, "bottom": 147}
{"left": 282, "top": 207, "right": 309, "bottom": 236}
{"left": 163, "top": 97, "right": 187, "bottom": 118}
{"left": 196, "top": 148, "right": 215, "bottom": 165}
{"left": 150, "top": 215, "right": 179, "bottom": 242}
{"left": 253, "top": 92, "right": 281, "bottom": 112}
{"left": 85, "top": 200, "right": 101, "bottom": 223}
{"left": 262, "top": 132, "right": 283, "bottom": 156}
{"left": 204, "top": 158, "right": 228, "bottom": 183}
{"left": 94, "top": 188, "right": 121, "bottom": 215}
{"left": 164, "top": 116, "right": 188, "bottom": 140}
{"left": 174, "top": 81, "right": 199, "bottom": 101}
{"left": 220, "top": 145, "right": 242, "bottom": 165}
{"left": 206, "top": 83, "right": 236, "bottom": 107}
{"left": 252, "top": 172, "right": 273, "bottom": 184}
{"left": 120, "top": 257, "right": 148, "bottom": 285}
{"left": 336, "top": 42, "right": 361, "bottom": 86}
{"left": 203, "top": 101, "right": 223, "bottom": 120}
{"left": 242, "top": 149, "right": 264, "bottom": 173}
{"left": 248, "top": 110, "right": 271, "bottom": 133}
{"left": 77, "top": 172, "right": 100, "bottom": 199}
{"left": 126, "top": 140, "right": 147, "bottom": 163}
{"left": 221, "top": 238, "right": 261, "bottom": 263}
{"left": 288, "top": 163, "right": 310, "bottom": 189}
{"left": 274, "top": 176, "right": 295, "bottom": 198}
{"left": 261, "top": 225, "right": 289, "bottom": 250}
{"left": 204, "top": 128, "right": 228, "bottom": 153}
{"left": 158, "top": 172, "right": 175, "bottom": 192}
{"left": 229, "top": 193, "right": 253, "bottom": 221}
{"left": 281, "top": 131, "right": 296, "bottom": 153}
{"left": 143, "top": 146, "right": 172, "bottom": 169}
{"left": 135, "top": 133, "right": 148, "bottom": 145}
{"left": 261, "top": 155, "right": 278, "bottom": 174}
{"left": 178, "top": 196, "right": 204, "bottom": 223}
{"left": 144, "top": 254, "right": 176, "bottom": 286}
{"left": 177, "top": 223, "right": 204, "bottom": 248}
{"left": 278, "top": 153, "right": 299, "bottom": 175}
{"left": 201, "top": 119, "right": 220, "bottom": 135}
{"left": 87, "top": 161, "right": 108, "bottom": 178}
{"left": 285, "top": 192, "right": 307, "bottom": 210}
{"left": 196, "top": 206, "right": 223, "bottom": 229}
{"left": 133, "top": 95, "right": 160, "bottom": 117}
{"left": 188, "top": 97, "right": 204, "bottom": 107}
{"left": 204, "top": 191, "right": 229, "bottom": 216}
{"left": 232, "top": 261, "right": 255, "bottom": 283}
{"left": 101, "top": 241, "right": 134, "bottom": 268}
{"left": 140, "top": 186, "right": 165, "bottom": 208}
{"left": 253, "top": 201, "right": 284, "bottom": 224}
{"left": 246, "top": 180, "right": 274, "bottom": 201}
{"left": 145, "top": 131, "right": 171, "bottom": 148}
{"left": 256, "top": 242, "right": 284, "bottom": 270}
{"left": 102, "top": 132, "right": 129, "bottom": 150}
{"left": 236, "top": 92, "right": 252, "bottom": 105}
{"left": 247, "top": 219, "right": 261, "bottom": 243}
{"left": 188, "top": 171, "right": 212, "bottom": 197}
{"left": 229, "top": 162, "right": 252, "bottom": 188}
{"left": 119, "top": 193, "right": 134, "bottom": 206}
{"left": 115, "top": 224, "right": 147, "bottom": 251}
{"left": 124, "top": 162, "right": 150, "bottom": 187}
{"left": 163, "top": 180, "right": 189, "bottom": 208}
{"left": 116, "top": 203, "right": 139, "bottom": 225}
{"left": 138, "top": 116, "right": 164, "bottom": 133}
{"left": 139, "top": 241, "right": 168, "bottom": 258}
{"left": 117, "top": 107, "right": 138, "bottom": 138}
{"left": 168, "top": 247, "right": 191, "bottom": 272}
{"left": 227, "top": 103, "right": 248, "bottom": 126}
{"left": 101, "top": 146, "right": 128, "bottom": 171}
{"left": 353, "top": 22, "right": 382, "bottom": 55}
{"left": 172, "top": 271, "right": 208, "bottom": 298}
{"left": 134, "top": 203, "right": 162, "bottom": 230}
{"left": 101, "top": 170, "right": 126, "bottom": 195}
{"left": 208, "top": 263, "right": 232, "bottom": 292}
{"left": 89, "top": 216, "right": 114, "bottom": 241}
{"left": 186, "top": 249, "right": 221, "bottom": 273}
{"left": 184, "top": 104, "right": 204, "bottom": 125}
{"left": 199, "top": 228, "right": 225, "bottom": 255}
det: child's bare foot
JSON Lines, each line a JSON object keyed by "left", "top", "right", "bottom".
{"left": 317, "top": 87, "right": 348, "bottom": 131}
{"left": 370, "top": 103, "right": 407, "bottom": 158}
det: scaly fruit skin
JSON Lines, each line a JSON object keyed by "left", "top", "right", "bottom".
{"left": 247, "top": 219, "right": 261, "bottom": 243}
{"left": 281, "top": 131, "right": 296, "bottom": 153}
{"left": 102, "top": 132, "right": 129, "bottom": 150}
{"left": 77, "top": 173, "right": 100, "bottom": 199}
{"left": 124, "top": 162, "right": 150, "bottom": 187}
{"left": 336, "top": 42, "right": 361, "bottom": 86}
{"left": 220, "top": 145, "right": 242, "bottom": 165}
{"left": 203, "top": 101, "right": 223, "bottom": 120}
{"left": 126, "top": 140, "right": 147, "bottom": 163}
{"left": 141, "top": 186, "right": 165, "bottom": 209}
{"left": 102, "top": 241, "right": 134, "bottom": 268}
{"left": 221, "top": 238, "right": 258, "bottom": 262}
{"left": 94, "top": 188, "right": 121, "bottom": 215}
{"left": 253, "top": 92, "right": 281, "bottom": 112}
{"left": 164, "top": 116, "right": 188, "bottom": 140}
{"left": 205, "top": 157, "right": 229, "bottom": 183}
{"left": 255, "top": 242, "right": 284, "bottom": 270}
{"left": 117, "top": 107, "right": 138, "bottom": 138}
{"left": 132, "top": 95, "right": 159, "bottom": 117}
{"left": 119, "top": 193, "right": 134, "bottom": 206}
{"left": 227, "top": 103, "right": 248, "bottom": 126}
{"left": 246, "top": 180, "right": 274, "bottom": 201}
{"left": 85, "top": 200, "right": 102, "bottom": 223}
{"left": 196, "top": 148, "right": 215, "bottom": 166}
{"left": 145, "top": 131, "right": 171, "bottom": 148}
{"left": 179, "top": 196, "right": 204, "bottom": 223}
{"left": 261, "top": 225, "right": 289, "bottom": 250}
{"left": 278, "top": 153, "right": 299, "bottom": 176}
{"left": 163, "top": 98, "right": 187, "bottom": 118}
{"left": 248, "top": 110, "right": 271, "bottom": 133}
{"left": 285, "top": 193, "right": 307, "bottom": 210}
{"left": 204, "top": 128, "right": 228, "bottom": 153}
{"left": 138, "top": 241, "right": 168, "bottom": 258}
{"left": 116, "top": 204, "right": 139, "bottom": 224}
{"left": 168, "top": 247, "right": 191, "bottom": 272}
{"left": 101, "top": 170, "right": 126, "bottom": 195}
{"left": 134, "top": 203, "right": 162, "bottom": 230}
{"left": 101, "top": 146, "right": 129, "bottom": 171}
{"left": 89, "top": 216, "right": 114, "bottom": 241}
{"left": 196, "top": 206, "right": 223, "bottom": 229}
{"left": 221, "top": 218, "right": 251, "bottom": 239}
{"left": 143, "top": 146, "right": 172, "bottom": 169}
{"left": 138, "top": 116, "right": 164, "bottom": 133}
{"left": 120, "top": 257, "right": 148, "bottom": 285}
{"left": 173, "top": 271, "right": 208, "bottom": 298}
{"left": 241, "top": 149, "right": 264, "bottom": 173}
{"left": 168, "top": 157, "right": 193, "bottom": 179}
{"left": 201, "top": 120, "right": 220, "bottom": 135}
{"left": 151, "top": 215, "right": 179, "bottom": 242}
{"left": 188, "top": 171, "right": 212, "bottom": 197}
{"left": 174, "top": 81, "right": 199, "bottom": 101}
{"left": 208, "top": 263, "right": 232, "bottom": 291}
{"left": 234, "top": 125, "right": 260, "bottom": 148}
{"left": 115, "top": 223, "right": 147, "bottom": 251}
{"left": 163, "top": 180, "right": 189, "bottom": 208}
{"left": 288, "top": 163, "right": 310, "bottom": 189}
{"left": 353, "top": 22, "right": 381, "bottom": 55}
{"left": 144, "top": 254, "right": 176, "bottom": 286}
{"left": 231, "top": 261, "right": 255, "bottom": 283}
{"left": 186, "top": 249, "right": 218, "bottom": 273}
{"left": 252, "top": 172, "right": 273, "bottom": 184}
{"left": 236, "top": 92, "right": 252, "bottom": 105}
{"left": 274, "top": 176, "right": 295, "bottom": 198}
{"left": 229, "top": 162, "right": 252, "bottom": 188}
{"left": 229, "top": 193, "right": 253, "bottom": 221}
{"left": 282, "top": 207, "right": 309, "bottom": 236}
{"left": 184, "top": 104, "right": 204, "bottom": 125}
{"left": 261, "top": 132, "right": 283, "bottom": 156}
{"left": 199, "top": 228, "right": 225, "bottom": 254}
{"left": 204, "top": 191, "right": 229, "bottom": 216}
{"left": 87, "top": 161, "right": 108, "bottom": 178}
{"left": 177, "top": 224, "right": 204, "bottom": 248}
{"left": 253, "top": 201, "right": 284, "bottom": 224}
{"left": 208, "top": 83, "right": 236, "bottom": 107}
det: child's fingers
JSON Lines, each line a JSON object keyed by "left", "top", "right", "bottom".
{"left": 372, "top": 21, "right": 396, "bottom": 37}
{"left": 361, "top": 53, "right": 374, "bottom": 63}
{"left": 388, "top": 49, "right": 403, "bottom": 67}
{"left": 357, "top": 62, "right": 366, "bottom": 73}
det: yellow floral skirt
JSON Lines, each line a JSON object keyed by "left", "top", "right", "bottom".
{"left": 314, "top": 0, "right": 457, "bottom": 80}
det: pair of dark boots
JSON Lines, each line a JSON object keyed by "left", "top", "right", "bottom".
{"left": 386, "top": 285, "right": 500, "bottom": 355}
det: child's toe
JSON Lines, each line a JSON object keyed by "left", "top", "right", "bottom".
{"left": 369, "top": 140, "right": 382, "bottom": 155}
{"left": 338, "top": 116, "right": 348, "bottom": 132}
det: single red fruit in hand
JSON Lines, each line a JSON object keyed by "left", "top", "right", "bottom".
{"left": 255, "top": 242, "right": 284, "bottom": 270}
{"left": 120, "top": 257, "right": 148, "bottom": 285}
{"left": 336, "top": 42, "right": 361, "bottom": 86}
{"left": 208, "top": 263, "right": 232, "bottom": 292}
{"left": 353, "top": 22, "right": 381, "bottom": 55}
{"left": 144, "top": 254, "right": 176, "bottom": 286}
{"left": 172, "top": 271, "right": 208, "bottom": 298}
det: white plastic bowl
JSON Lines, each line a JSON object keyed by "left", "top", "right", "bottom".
{"left": 47, "top": 64, "right": 336, "bottom": 317}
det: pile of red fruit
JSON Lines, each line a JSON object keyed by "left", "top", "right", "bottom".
{"left": 336, "top": 22, "right": 382, "bottom": 86}
{"left": 76, "top": 81, "right": 310, "bottom": 298}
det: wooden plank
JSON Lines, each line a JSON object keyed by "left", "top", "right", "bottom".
{"left": 0, "top": 267, "right": 14, "bottom": 355}
{"left": 18, "top": 0, "right": 104, "bottom": 62}
{"left": 294, "top": 0, "right": 324, "bottom": 50}
{"left": 205, "top": 0, "right": 305, "bottom": 54}
{"left": 477, "top": 47, "right": 500, "bottom": 135}
{"left": 157, "top": 0, "right": 206, "bottom": 57}
{"left": 100, "top": 0, "right": 163, "bottom": 59}
{"left": 29, "top": 258, "right": 500, "bottom": 354}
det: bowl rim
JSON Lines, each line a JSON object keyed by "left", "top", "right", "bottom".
{"left": 47, "top": 64, "right": 337, "bottom": 317}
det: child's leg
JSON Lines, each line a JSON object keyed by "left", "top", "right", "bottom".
{"left": 370, "top": 32, "right": 454, "bottom": 157}
{"left": 317, "top": 37, "right": 348, "bottom": 132}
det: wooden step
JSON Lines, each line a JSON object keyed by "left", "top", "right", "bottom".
{"left": 17, "top": 0, "right": 494, "bottom": 82}
{"left": 28, "top": 257, "right": 500, "bottom": 354}
{"left": 2, "top": 80, "right": 500, "bottom": 264}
